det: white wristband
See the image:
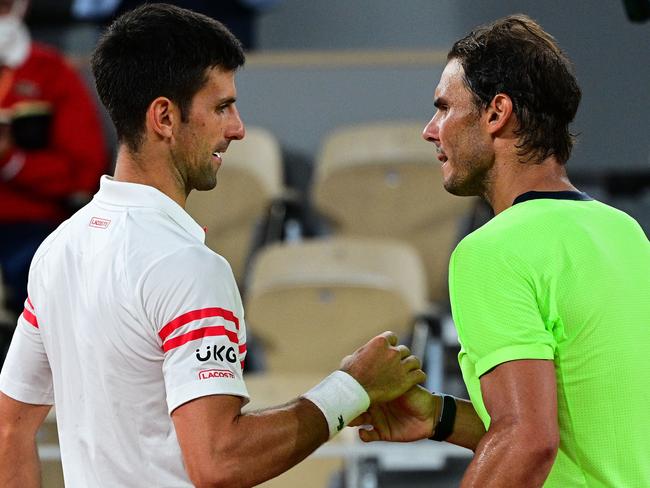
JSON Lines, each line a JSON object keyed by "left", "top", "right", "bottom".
{"left": 302, "top": 370, "right": 370, "bottom": 439}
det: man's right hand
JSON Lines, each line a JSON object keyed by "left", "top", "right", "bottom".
{"left": 340, "top": 331, "right": 426, "bottom": 404}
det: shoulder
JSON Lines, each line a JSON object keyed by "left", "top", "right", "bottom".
{"left": 139, "top": 241, "right": 237, "bottom": 299}
{"left": 452, "top": 211, "right": 520, "bottom": 261}
{"left": 450, "top": 207, "right": 540, "bottom": 285}
{"left": 137, "top": 244, "right": 242, "bottom": 331}
{"left": 158, "top": 244, "right": 234, "bottom": 279}
{"left": 452, "top": 199, "right": 581, "bottom": 260}
{"left": 126, "top": 210, "right": 232, "bottom": 271}
{"left": 587, "top": 199, "right": 646, "bottom": 228}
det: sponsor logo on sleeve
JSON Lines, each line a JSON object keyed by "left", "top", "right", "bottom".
{"left": 199, "top": 369, "right": 235, "bottom": 380}
{"left": 89, "top": 217, "right": 111, "bottom": 229}
{"left": 195, "top": 344, "right": 237, "bottom": 363}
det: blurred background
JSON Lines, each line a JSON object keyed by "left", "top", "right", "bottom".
{"left": 1, "top": 0, "right": 649, "bottom": 486}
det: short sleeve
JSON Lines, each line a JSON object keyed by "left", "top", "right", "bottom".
{"left": 449, "top": 238, "right": 556, "bottom": 378}
{"left": 138, "top": 246, "right": 249, "bottom": 414}
{"left": 0, "top": 298, "right": 54, "bottom": 405}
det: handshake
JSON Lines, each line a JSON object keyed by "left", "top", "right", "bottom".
{"left": 302, "top": 331, "right": 442, "bottom": 444}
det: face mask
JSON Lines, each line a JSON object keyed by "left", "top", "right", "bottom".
{"left": 0, "top": 0, "right": 29, "bottom": 68}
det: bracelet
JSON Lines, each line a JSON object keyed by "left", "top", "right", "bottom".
{"left": 430, "top": 394, "right": 457, "bottom": 441}
{"left": 301, "top": 370, "right": 370, "bottom": 439}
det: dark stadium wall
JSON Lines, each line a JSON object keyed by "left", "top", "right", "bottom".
{"left": 240, "top": 0, "right": 650, "bottom": 176}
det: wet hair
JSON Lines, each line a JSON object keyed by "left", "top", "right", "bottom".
{"left": 91, "top": 3, "right": 245, "bottom": 152}
{"left": 448, "top": 14, "right": 581, "bottom": 164}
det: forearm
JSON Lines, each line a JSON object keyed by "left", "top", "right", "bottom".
{"left": 460, "top": 421, "right": 557, "bottom": 487}
{"left": 191, "top": 398, "right": 328, "bottom": 488}
{"left": 231, "top": 399, "right": 329, "bottom": 486}
{"left": 0, "top": 435, "right": 41, "bottom": 488}
{"left": 442, "top": 396, "right": 486, "bottom": 451}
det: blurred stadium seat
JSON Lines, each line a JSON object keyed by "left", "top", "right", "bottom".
{"left": 245, "top": 236, "right": 428, "bottom": 373}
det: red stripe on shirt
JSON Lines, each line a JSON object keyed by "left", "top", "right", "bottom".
{"left": 26, "top": 296, "right": 34, "bottom": 310}
{"left": 22, "top": 308, "right": 39, "bottom": 328}
{"left": 162, "top": 326, "right": 239, "bottom": 352}
{"left": 239, "top": 344, "right": 247, "bottom": 371}
{"left": 159, "top": 307, "right": 240, "bottom": 341}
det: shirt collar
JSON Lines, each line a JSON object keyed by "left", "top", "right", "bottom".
{"left": 513, "top": 190, "right": 593, "bottom": 206}
{"left": 94, "top": 175, "right": 206, "bottom": 244}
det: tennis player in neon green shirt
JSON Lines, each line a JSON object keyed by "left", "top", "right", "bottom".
{"left": 352, "top": 14, "right": 650, "bottom": 487}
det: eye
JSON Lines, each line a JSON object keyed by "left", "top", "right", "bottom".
{"left": 216, "top": 101, "right": 234, "bottom": 114}
{"left": 433, "top": 100, "right": 447, "bottom": 113}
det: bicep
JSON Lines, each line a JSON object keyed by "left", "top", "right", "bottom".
{"left": 480, "top": 359, "right": 558, "bottom": 441}
{"left": 0, "top": 307, "right": 54, "bottom": 406}
{"left": 171, "top": 395, "right": 243, "bottom": 481}
{"left": 172, "top": 394, "right": 243, "bottom": 445}
{"left": 0, "top": 392, "right": 51, "bottom": 437}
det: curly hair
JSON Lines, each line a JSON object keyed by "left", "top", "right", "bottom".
{"left": 449, "top": 14, "right": 581, "bottom": 164}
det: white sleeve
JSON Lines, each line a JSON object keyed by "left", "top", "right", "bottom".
{"left": 139, "top": 245, "right": 249, "bottom": 414}
{"left": 0, "top": 298, "right": 54, "bottom": 405}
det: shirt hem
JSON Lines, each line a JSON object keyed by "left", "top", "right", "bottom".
{"left": 475, "top": 344, "right": 555, "bottom": 377}
{"left": 167, "top": 380, "right": 250, "bottom": 414}
{"left": 0, "top": 378, "right": 55, "bottom": 405}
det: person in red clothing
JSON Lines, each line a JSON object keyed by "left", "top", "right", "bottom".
{"left": 0, "top": 0, "right": 108, "bottom": 318}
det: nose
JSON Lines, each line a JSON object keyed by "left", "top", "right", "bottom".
{"left": 227, "top": 106, "right": 245, "bottom": 141}
{"left": 422, "top": 114, "right": 439, "bottom": 145}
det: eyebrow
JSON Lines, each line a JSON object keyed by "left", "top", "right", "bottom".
{"left": 218, "top": 96, "right": 237, "bottom": 106}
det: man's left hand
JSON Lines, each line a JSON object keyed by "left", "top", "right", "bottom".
{"left": 350, "top": 385, "right": 437, "bottom": 442}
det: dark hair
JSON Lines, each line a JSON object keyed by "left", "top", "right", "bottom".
{"left": 91, "top": 3, "right": 245, "bottom": 152}
{"left": 449, "top": 14, "right": 581, "bottom": 164}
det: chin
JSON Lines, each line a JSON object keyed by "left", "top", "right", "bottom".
{"left": 191, "top": 172, "right": 218, "bottom": 192}
{"left": 196, "top": 180, "right": 217, "bottom": 192}
{"left": 443, "top": 178, "right": 479, "bottom": 197}
{"left": 443, "top": 182, "right": 466, "bottom": 196}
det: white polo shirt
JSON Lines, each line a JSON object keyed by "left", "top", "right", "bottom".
{"left": 0, "top": 176, "right": 249, "bottom": 487}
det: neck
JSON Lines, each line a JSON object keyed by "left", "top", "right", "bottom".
{"left": 484, "top": 153, "right": 577, "bottom": 215}
{"left": 113, "top": 145, "right": 188, "bottom": 208}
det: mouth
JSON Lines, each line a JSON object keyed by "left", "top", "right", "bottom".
{"left": 435, "top": 145, "right": 448, "bottom": 163}
{"left": 212, "top": 151, "right": 223, "bottom": 163}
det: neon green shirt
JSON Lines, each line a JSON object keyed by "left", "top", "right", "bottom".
{"left": 449, "top": 191, "right": 650, "bottom": 487}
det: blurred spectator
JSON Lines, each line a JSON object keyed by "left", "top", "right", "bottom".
{"left": 114, "top": 0, "right": 282, "bottom": 49}
{"left": 0, "top": 0, "right": 108, "bottom": 316}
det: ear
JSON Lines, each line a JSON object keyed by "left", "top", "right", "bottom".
{"left": 484, "top": 93, "right": 513, "bottom": 135}
{"left": 145, "top": 97, "right": 179, "bottom": 141}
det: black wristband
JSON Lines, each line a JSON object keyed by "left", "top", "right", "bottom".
{"left": 430, "top": 394, "right": 457, "bottom": 441}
